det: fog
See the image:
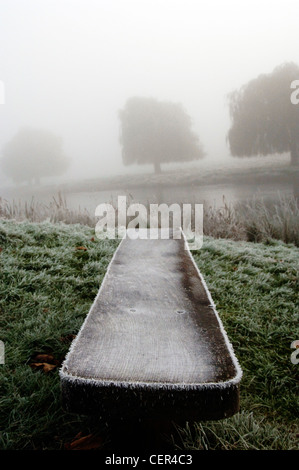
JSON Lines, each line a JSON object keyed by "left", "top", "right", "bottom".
{"left": 0, "top": 0, "right": 298, "bottom": 185}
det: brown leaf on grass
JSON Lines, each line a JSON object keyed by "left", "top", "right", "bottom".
{"left": 33, "top": 353, "right": 56, "bottom": 363}
{"left": 90, "top": 237, "right": 95, "bottom": 242}
{"left": 65, "top": 433, "right": 103, "bottom": 450}
{"left": 32, "top": 353, "right": 60, "bottom": 365}
{"left": 75, "top": 246, "right": 87, "bottom": 251}
{"left": 30, "top": 362, "right": 57, "bottom": 373}
{"left": 29, "top": 353, "right": 61, "bottom": 373}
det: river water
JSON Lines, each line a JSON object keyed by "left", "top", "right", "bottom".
{"left": 1, "top": 177, "right": 295, "bottom": 217}
{"left": 62, "top": 181, "right": 293, "bottom": 214}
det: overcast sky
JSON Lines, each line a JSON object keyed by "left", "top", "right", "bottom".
{"left": 0, "top": 0, "right": 298, "bottom": 181}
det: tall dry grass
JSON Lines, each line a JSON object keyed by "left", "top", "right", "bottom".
{"left": 1, "top": 192, "right": 298, "bottom": 246}
{"left": 0, "top": 193, "right": 95, "bottom": 226}
{"left": 238, "top": 194, "right": 299, "bottom": 246}
{"left": 203, "top": 194, "right": 299, "bottom": 246}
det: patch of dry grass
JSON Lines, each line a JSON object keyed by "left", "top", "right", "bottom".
{"left": 1, "top": 192, "right": 298, "bottom": 246}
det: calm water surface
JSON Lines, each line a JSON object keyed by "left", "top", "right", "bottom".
{"left": 64, "top": 182, "right": 293, "bottom": 213}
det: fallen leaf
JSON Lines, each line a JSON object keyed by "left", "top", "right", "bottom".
{"left": 30, "top": 362, "right": 57, "bottom": 373}
{"left": 29, "top": 352, "right": 61, "bottom": 373}
{"left": 42, "top": 363, "right": 58, "bottom": 373}
{"left": 65, "top": 433, "right": 103, "bottom": 450}
{"left": 90, "top": 237, "right": 95, "bottom": 242}
{"left": 75, "top": 246, "right": 87, "bottom": 251}
{"left": 33, "top": 354, "right": 58, "bottom": 364}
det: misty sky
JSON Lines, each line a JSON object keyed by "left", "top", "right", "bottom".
{"left": 0, "top": 0, "right": 298, "bottom": 182}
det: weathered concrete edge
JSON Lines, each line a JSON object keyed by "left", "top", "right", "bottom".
{"left": 180, "top": 229, "right": 243, "bottom": 389}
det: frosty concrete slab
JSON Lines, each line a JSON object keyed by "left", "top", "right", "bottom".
{"left": 60, "top": 231, "right": 242, "bottom": 421}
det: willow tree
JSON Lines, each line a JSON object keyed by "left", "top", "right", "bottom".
{"left": 119, "top": 97, "right": 205, "bottom": 174}
{"left": 1, "top": 127, "right": 69, "bottom": 184}
{"left": 227, "top": 62, "right": 299, "bottom": 166}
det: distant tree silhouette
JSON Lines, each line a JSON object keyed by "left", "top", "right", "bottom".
{"left": 1, "top": 127, "right": 69, "bottom": 184}
{"left": 227, "top": 62, "right": 299, "bottom": 166}
{"left": 119, "top": 97, "right": 205, "bottom": 174}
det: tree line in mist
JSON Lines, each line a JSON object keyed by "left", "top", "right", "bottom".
{"left": 1, "top": 61, "right": 299, "bottom": 184}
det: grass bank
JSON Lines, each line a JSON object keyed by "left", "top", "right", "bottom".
{"left": 5, "top": 154, "right": 295, "bottom": 194}
{"left": 0, "top": 220, "right": 298, "bottom": 450}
